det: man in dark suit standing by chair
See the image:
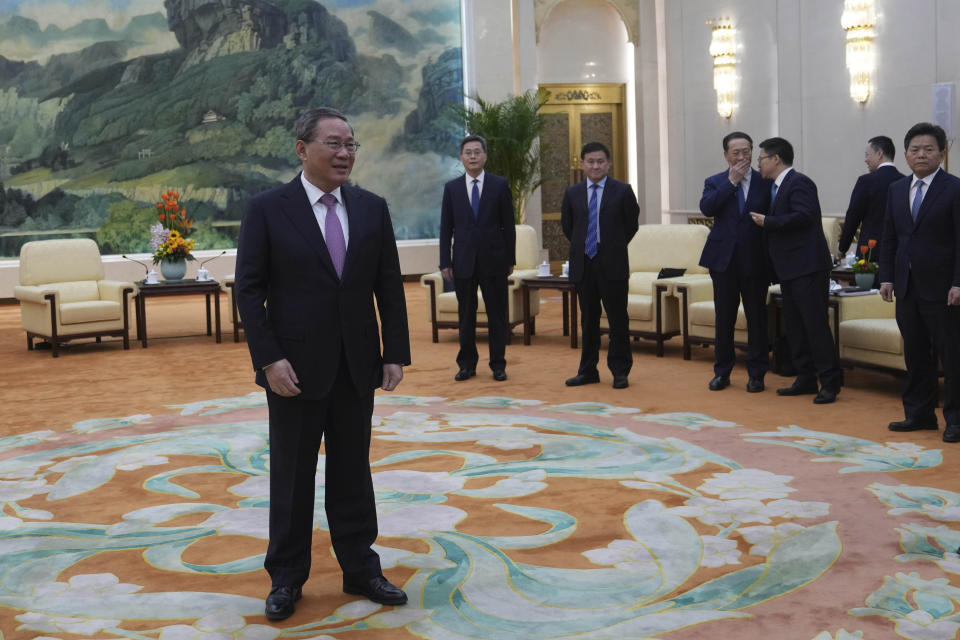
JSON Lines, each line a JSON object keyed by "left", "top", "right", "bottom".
{"left": 698, "top": 131, "right": 772, "bottom": 393}
{"left": 750, "top": 137, "right": 842, "bottom": 404}
{"left": 879, "top": 122, "right": 960, "bottom": 443}
{"left": 837, "top": 135, "right": 904, "bottom": 266}
{"left": 562, "top": 141, "right": 639, "bottom": 389}
{"left": 236, "top": 107, "right": 411, "bottom": 621}
{"left": 439, "top": 135, "right": 516, "bottom": 382}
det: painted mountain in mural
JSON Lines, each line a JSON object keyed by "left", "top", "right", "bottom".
{"left": 0, "top": 0, "right": 464, "bottom": 255}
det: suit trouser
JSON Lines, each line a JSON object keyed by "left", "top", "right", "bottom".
{"left": 896, "top": 279, "right": 960, "bottom": 425}
{"left": 780, "top": 270, "right": 842, "bottom": 391}
{"left": 454, "top": 273, "right": 509, "bottom": 371}
{"left": 577, "top": 254, "right": 632, "bottom": 377}
{"left": 264, "top": 355, "right": 380, "bottom": 587}
{"left": 710, "top": 258, "right": 769, "bottom": 378}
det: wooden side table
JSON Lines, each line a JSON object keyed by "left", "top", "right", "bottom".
{"left": 135, "top": 279, "right": 222, "bottom": 347}
{"left": 520, "top": 276, "right": 578, "bottom": 348}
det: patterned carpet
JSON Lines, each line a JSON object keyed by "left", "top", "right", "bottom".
{"left": 1, "top": 393, "right": 959, "bottom": 639}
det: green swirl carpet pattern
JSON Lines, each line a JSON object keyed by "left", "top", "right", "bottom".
{"left": 1, "top": 394, "right": 958, "bottom": 639}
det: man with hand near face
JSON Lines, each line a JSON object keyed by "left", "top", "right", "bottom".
{"left": 879, "top": 122, "right": 960, "bottom": 443}
{"left": 236, "top": 107, "right": 410, "bottom": 621}
{"left": 561, "top": 141, "right": 639, "bottom": 389}
{"left": 439, "top": 135, "right": 516, "bottom": 382}
{"left": 698, "top": 131, "right": 772, "bottom": 393}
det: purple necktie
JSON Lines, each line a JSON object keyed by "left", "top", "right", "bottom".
{"left": 320, "top": 193, "right": 346, "bottom": 278}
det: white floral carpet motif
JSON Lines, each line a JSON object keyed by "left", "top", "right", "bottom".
{"left": 0, "top": 393, "right": 958, "bottom": 639}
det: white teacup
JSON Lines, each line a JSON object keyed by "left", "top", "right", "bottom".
{"left": 561, "top": 261, "right": 569, "bottom": 277}
{"left": 538, "top": 262, "right": 551, "bottom": 276}
{"left": 145, "top": 270, "right": 159, "bottom": 284}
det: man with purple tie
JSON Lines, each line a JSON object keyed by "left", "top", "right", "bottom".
{"left": 439, "top": 135, "right": 516, "bottom": 382}
{"left": 236, "top": 107, "right": 410, "bottom": 621}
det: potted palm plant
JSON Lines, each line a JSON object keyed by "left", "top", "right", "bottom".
{"left": 452, "top": 88, "right": 549, "bottom": 224}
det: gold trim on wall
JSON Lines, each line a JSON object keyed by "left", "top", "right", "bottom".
{"left": 542, "top": 83, "right": 625, "bottom": 105}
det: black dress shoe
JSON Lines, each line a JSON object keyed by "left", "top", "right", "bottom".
{"left": 708, "top": 375, "right": 730, "bottom": 391}
{"left": 746, "top": 377, "right": 765, "bottom": 393}
{"left": 343, "top": 575, "right": 408, "bottom": 605}
{"left": 941, "top": 424, "right": 960, "bottom": 442}
{"left": 813, "top": 388, "right": 838, "bottom": 404}
{"left": 492, "top": 369, "right": 507, "bottom": 381}
{"left": 612, "top": 375, "right": 629, "bottom": 389}
{"left": 888, "top": 416, "right": 939, "bottom": 432}
{"left": 565, "top": 373, "right": 600, "bottom": 386}
{"left": 454, "top": 368, "right": 476, "bottom": 381}
{"left": 776, "top": 380, "right": 819, "bottom": 396}
{"left": 265, "top": 585, "right": 302, "bottom": 621}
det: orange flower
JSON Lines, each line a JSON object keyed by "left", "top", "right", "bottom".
{"left": 156, "top": 203, "right": 163, "bottom": 210}
{"left": 159, "top": 213, "right": 165, "bottom": 221}
{"left": 859, "top": 244, "right": 869, "bottom": 255}
{"left": 867, "top": 239, "right": 877, "bottom": 248}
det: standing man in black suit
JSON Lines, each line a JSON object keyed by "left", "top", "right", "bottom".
{"left": 750, "top": 137, "right": 842, "bottom": 404}
{"left": 562, "top": 141, "right": 639, "bottom": 389}
{"left": 879, "top": 122, "right": 960, "bottom": 443}
{"left": 837, "top": 135, "right": 904, "bottom": 266}
{"left": 698, "top": 131, "right": 772, "bottom": 393}
{"left": 236, "top": 107, "right": 411, "bottom": 621}
{"left": 439, "top": 135, "right": 516, "bottom": 382}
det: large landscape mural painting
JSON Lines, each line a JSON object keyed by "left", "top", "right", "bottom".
{"left": 0, "top": 0, "right": 464, "bottom": 257}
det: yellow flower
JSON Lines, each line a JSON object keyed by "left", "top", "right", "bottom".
{"left": 168, "top": 229, "right": 181, "bottom": 239}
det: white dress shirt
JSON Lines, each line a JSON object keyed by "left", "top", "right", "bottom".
{"left": 465, "top": 170, "right": 485, "bottom": 201}
{"left": 910, "top": 168, "right": 939, "bottom": 210}
{"left": 301, "top": 172, "right": 349, "bottom": 247}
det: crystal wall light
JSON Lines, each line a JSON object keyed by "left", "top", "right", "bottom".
{"left": 841, "top": 0, "right": 876, "bottom": 104}
{"left": 709, "top": 20, "right": 737, "bottom": 119}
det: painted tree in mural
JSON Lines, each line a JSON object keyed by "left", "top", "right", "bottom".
{"left": 0, "top": 0, "right": 465, "bottom": 257}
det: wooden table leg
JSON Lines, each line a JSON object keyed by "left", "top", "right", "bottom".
{"left": 522, "top": 283, "right": 532, "bottom": 345}
{"left": 205, "top": 293, "right": 212, "bottom": 336}
{"left": 214, "top": 289, "right": 222, "bottom": 343}
{"left": 570, "top": 288, "right": 578, "bottom": 349}
{"left": 139, "top": 294, "right": 148, "bottom": 348}
{"left": 561, "top": 290, "right": 569, "bottom": 336}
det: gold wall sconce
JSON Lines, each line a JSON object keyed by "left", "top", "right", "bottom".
{"left": 841, "top": 0, "right": 876, "bottom": 104}
{"left": 708, "top": 20, "right": 737, "bottom": 119}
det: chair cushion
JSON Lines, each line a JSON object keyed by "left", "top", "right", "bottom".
{"left": 627, "top": 225, "right": 710, "bottom": 274}
{"left": 625, "top": 294, "right": 653, "bottom": 321}
{"left": 48, "top": 280, "right": 101, "bottom": 303}
{"left": 60, "top": 300, "right": 122, "bottom": 325}
{"left": 437, "top": 291, "right": 487, "bottom": 314}
{"left": 689, "top": 301, "right": 747, "bottom": 329}
{"left": 839, "top": 318, "right": 903, "bottom": 355}
{"left": 19, "top": 238, "right": 105, "bottom": 285}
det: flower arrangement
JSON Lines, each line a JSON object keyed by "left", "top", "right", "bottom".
{"left": 852, "top": 238, "right": 878, "bottom": 274}
{"left": 150, "top": 190, "right": 195, "bottom": 264}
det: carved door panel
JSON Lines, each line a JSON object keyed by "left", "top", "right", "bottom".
{"left": 538, "top": 84, "right": 626, "bottom": 263}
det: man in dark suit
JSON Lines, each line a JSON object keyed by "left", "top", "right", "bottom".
{"left": 235, "top": 107, "right": 411, "bottom": 621}
{"left": 439, "top": 135, "right": 516, "bottom": 382}
{"left": 561, "top": 141, "right": 639, "bottom": 389}
{"left": 837, "top": 135, "right": 904, "bottom": 267}
{"left": 879, "top": 122, "right": 960, "bottom": 443}
{"left": 750, "top": 137, "right": 842, "bottom": 404}
{"left": 698, "top": 131, "right": 772, "bottom": 393}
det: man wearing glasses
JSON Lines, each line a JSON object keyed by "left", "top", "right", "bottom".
{"left": 698, "top": 132, "right": 772, "bottom": 393}
{"left": 750, "top": 137, "right": 842, "bottom": 404}
{"left": 439, "top": 135, "right": 516, "bottom": 382}
{"left": 236, "top": 107, "right": 411, "bottom": 621}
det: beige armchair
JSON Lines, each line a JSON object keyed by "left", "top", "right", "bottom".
{"left": 421, "top": 224, "right": 541, "bottom": 343}
{"left": 599, "top": 223, "right": 711, "bottom": 356}
{"left": 837, "top": 291, "right": 905, "bottom": 373}
{"left": 15, "top": 239, "right": 137, "bottom": 357}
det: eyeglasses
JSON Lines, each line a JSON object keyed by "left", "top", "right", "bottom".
{"left": 320, "top": 139, "right": 360, "bottom": 154}
{"left": 462, "top": 150, "right": 485, "bottom": 157}
{"left": 757, "top": 154, "right": 773, "bottom": 162}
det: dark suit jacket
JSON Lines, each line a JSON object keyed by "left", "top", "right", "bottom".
{"left": 439, "top": 172, "right": 515, "bottom": 278}
{"left": 763, "top": 169, "right": 832, "bottom": 282}
{"left": 698, "top": 168, "right": 771, "bottom": 276}
{"left": 879, "top": 169, "right": 960, "bottom": 301}
{"left": 561, "top": 177, "right": 640, "bottom": 282}
{"left": 235, "top": 175, "right": 411, "bottom": 399}
{"left": 838, "top": 164, "right": 905, "bottom": 255}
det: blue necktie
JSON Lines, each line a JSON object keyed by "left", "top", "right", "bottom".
{"left": 770, "top": 182, "right": 778, "bottom": 204}
{"left": 471, "top": 179, "right": 480, "bottom": 217}
{"left": 737, "top": 182, "right": 746, "bottom": 213}
{"left": 911, "top": 180, "right": 924, "bottom": 221}
{"left": 586, "top": 183, "right": 599, "bottom": 259}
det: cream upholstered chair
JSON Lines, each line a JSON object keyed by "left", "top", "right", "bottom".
{"left": 421, "top": 224, "right": 541, "bottom": 343}
{"left": 15, "top": 239, "right": 137, "bottom": 357}
{"left": 837, "top": 291, "right": 905, "bottom": 373}
{"left": 222, "top": 274, "right": 244, "bottom": 342}
{"left": 599, "top": 223, "right": 711, "bottom": 356}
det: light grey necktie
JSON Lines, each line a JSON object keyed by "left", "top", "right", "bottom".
{"left": 911, "top": 180, "right": 924, "bottom": 221}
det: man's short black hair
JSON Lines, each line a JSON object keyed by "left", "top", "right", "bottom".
{"left": 460, "top": 135, "right": 487, "bottom": 153}
{"left": 868, "top": 135, "right": 895, "bottom": 160}
{"left": 723, "top": 131, "right": 752, "bottom": 151}
{"left": 295, "top": 107, "right": 353, "bottom": 142}
{"left": 904, "top": 122, "right": 947, "bottom": 152}
{"left": 580, "top": 141, "right": 610, "bottom": 160}
{"left": 759, "top": 137, "right": 794, "bottom": 166}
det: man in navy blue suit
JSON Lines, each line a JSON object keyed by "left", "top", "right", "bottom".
{"left": 236, "top": 107, "right": 411, "bottom": 621}
{"left": 561, "top": 141, "right": 640, "bottom": 389}
{"left": 837, "top": 135, "right": 904, "bottom": 266}
{"left": 750, "top": 137, "right": 842, "bottom": 404}
{"left": 879, "top": 122, "right": 960, "bottom": 443}
{"left": 439, "top": 135, "right": 516, "bottom": 382}
{"left": 698, "top": 131, "right": 772, "bottom": 392}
